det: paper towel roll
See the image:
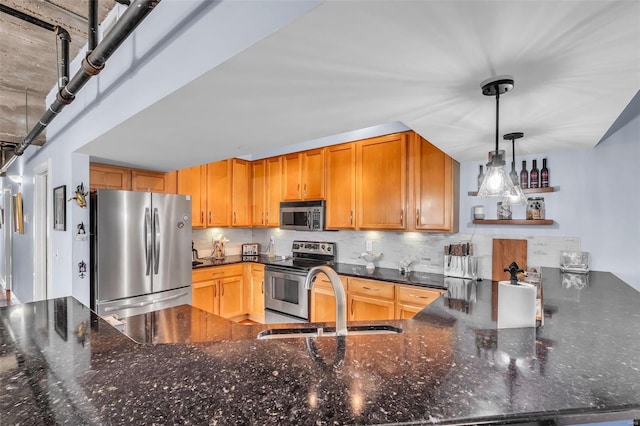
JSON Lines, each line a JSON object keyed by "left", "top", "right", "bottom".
{"left": 497, "top": 281, "right": 536, "bottom": 329}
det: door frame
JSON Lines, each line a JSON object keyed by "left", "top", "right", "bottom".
{"left": 33, "top": 160, "right": 52, "bottom": 300}
{"left": 2, "top": 187, "right": 12, "bottom": 292}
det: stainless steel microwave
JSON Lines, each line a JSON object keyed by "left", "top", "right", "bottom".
{"left": 279, "top": 200, "right": 325, "bottom": 231}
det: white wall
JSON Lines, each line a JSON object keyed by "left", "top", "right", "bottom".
{"left": 0, "top": 0, "right": 321, "bottom": 303}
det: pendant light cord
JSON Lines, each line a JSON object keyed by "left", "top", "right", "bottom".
{"left": 495, "top": 91, "right": 500, "bottom": 156}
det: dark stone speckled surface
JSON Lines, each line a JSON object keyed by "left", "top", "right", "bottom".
{"left": 1, "top": 268, "right": 639, "bottom": 424}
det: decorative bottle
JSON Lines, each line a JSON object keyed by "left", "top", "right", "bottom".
{"left": 509, "top": 160, "right": 518, "bottom": 185}
{"left": 477, "top": 165, "right": 485, "bottom": 191}
{"left": 520, "top": 160, "right": 529, "bottom": 189}
{"left": 530, "top": 159, "right": 539, "bottom": 189}
{"left": 541, "top": 158, "right": 549, "bottom": 188}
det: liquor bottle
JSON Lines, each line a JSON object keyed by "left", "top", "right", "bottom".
{"left": 477, "top": 165, "right": 485, "bottom": 191}
{"left": 530, "top": 159, "right": 540, "bottom": 189}
{"left": 509, "top": 160, "right": 518, "bottom": 185}
{"left": 520, "top": 160, "right": 529, "bottom": 189}
{"left": 541, "top": 158, "right": 549, "bottom": 188}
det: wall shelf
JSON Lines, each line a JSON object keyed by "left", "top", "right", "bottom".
{"left": 472, "top": 219, "right": 554, "bottom": 225}
{"left": 467, "top": 187, "right": 557, "bottom": 196}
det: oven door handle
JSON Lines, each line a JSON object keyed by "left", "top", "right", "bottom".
{"left": 265, "top": 265, "right": 307, "bottom": 277}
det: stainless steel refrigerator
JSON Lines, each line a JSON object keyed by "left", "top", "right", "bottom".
{"left": 90, "top": 189, "right": 192, "bottom": 318}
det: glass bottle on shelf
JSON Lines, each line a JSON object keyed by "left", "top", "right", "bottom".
{"left": 541, "top": 158, "right": 549, "bottom": 188}
{"left": 477, "top": 165, "right": 485, "bottom": 191}
{"left": 509, "top": 160, "right": 518, "bottom": 185}
{"left": 530, "top": 159, "right": 539, "bottom": 189}
{"left": 520, "top": 160, "right": 529, "bottom": 189}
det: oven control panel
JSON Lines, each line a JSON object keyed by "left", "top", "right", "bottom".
{"left": 292, "top": 241, "right": 335, "bottom": 257}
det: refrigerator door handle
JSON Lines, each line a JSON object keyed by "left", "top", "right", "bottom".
{"left": 145, "top": 207, "right": 152, "bottom": 276}
{"left": 153, "top": 207, "right": 160, "bottom": 274}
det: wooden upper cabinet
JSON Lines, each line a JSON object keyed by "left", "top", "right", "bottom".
{"left": 251, "top": 160, "right": 266, "bottom": 227}
{"left": 281, "top": 149, "right": 325, "bottom": 201}
{"left": 206, "top": 160, "right": 231, "bottom": 227}
{"left": 325, "top": 143, "right": 356, "bottom": 229}
{"left": 89, "top": 163, "right": 131, "bottom": 191}
{"left": 356, "top": 133, "right": 407, "bottom": 230}
{"left": 131, "top": 169, "right": 176, "bottom": 193}
{"left": 265, "top": 156, "right": 282, "bottom": 227}
{"left": 177, "top": 164, "right": 207, "bottom": 228}
{"left": 230, "top": 158, "right": 251, "bottom": 227}
{"left": 410, "top": 133, "right": 459, "bottom": 232}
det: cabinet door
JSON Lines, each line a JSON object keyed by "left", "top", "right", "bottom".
{"left": 131, "top": 169, "right": 170, "bottom": 193}
{"left": 250, "top": 265, "right": 265, "bottom": 323}
{"left": 206, "top": 160, "right": 231, "bottom": 227}
{"left": 282, "top": 153, "right": 302, "bottom": 201}
{"left": 192, "top": 281, "right": 216, "bottom": 314}
{"left": 219, "top": 275, "right": 244, "bottom": 319}
{"left": 348, "top": 294, "right": 395, "bottom": 321}
{"left": 89, "top": 163, "right": 131, "bottom": 191}
{"left": 265, "top": 156, "right": 282, "bottom": 227}
{"left": 252, "top": 160, "right": 266, "bottom": 226}
{"left": 301, "top": 148, "right": 324, "bottom": 199}
{"left": 231, "top": 158, "right": 251, "bottom": 227}
{"left": 310, "top": 273, "right": 347, "bottom": 323}
{"left": 177, "top": 164, "right": 206, "bottom": 227}
{"left": 325, "top": 143, "right": 356, "bottom": 229}
{"left": 413, "top": 134, "right": 458, "bottom": 232}
{"left": 356, "top": 133, "right": 407, "bottom": 229}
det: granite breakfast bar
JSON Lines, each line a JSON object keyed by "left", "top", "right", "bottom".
{"left": 1, "top": 268, "right": 639, "bottom": 425}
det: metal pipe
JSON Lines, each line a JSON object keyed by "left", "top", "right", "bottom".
{"left": 0, "top": 4, "right": 56, "bottom": 32}
{"left": 88, "top": 0, "right": 99, "bottom": 51}
{"left": 5, "top": 0, "right": 161, "bottom": 169}
{"left": 55, "top": 27, "right": 71, "bottom": 86}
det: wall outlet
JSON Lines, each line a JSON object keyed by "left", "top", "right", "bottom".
{"left": 365, "top": 240, "right": 373, "bottom": 252}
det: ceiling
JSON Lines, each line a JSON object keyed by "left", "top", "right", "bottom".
{"left": 0, "top": 0, "right": 113, "bottom": 147}
{"left": 3, "top": 1, "right": 640, "bottom": 170}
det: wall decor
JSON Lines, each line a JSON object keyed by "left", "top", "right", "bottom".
{"left": 13, "top": 192, "right": 24, "bottom": 234}
{"left": 78, "top": 260, "right": 87, "bottom": 279}
{"left": 54, "top": 185, "right": 66, "bottom": 231}
{"left": 69, "top": 183, "right": 88, "bottom": 208}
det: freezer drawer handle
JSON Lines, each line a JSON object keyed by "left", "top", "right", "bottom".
{"left": 153, "top": 208, "right": 160, "bottom": 274}
{"left": 144, "top": 208, "right": 152, "bottom": 276}
{"left": 103, "top": 291, "right": 189, "bottom": 313}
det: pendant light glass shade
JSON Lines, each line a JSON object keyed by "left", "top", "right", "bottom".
{"left": 477, "top": 152, "right": 517, "bottom": 197}
{"left": 503, "top": 182, "right": 527, "bottom": 205}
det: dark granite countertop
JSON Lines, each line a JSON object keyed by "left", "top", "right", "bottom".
{"left": 2, "top": 268, "right": 640, "bottom": 424}
{"left": 194, "top": 254, "right": 449, "bottom": 289}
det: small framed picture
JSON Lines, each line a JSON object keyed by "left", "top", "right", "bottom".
{"left": 54, "top": 185, "right": 66, "bottom": 231}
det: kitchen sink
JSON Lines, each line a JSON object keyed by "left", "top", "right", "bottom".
{"left": 257, "top": 324, "right": 402, "bottom": 340}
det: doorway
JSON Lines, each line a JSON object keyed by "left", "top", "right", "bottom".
{"left": 33, "top": 161, "right": 51, "bottom": 301}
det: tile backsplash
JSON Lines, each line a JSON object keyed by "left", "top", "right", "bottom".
{"left": 193, "top": 228, "right": 581, "bottom": 280}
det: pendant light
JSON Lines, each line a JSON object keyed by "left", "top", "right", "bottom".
{"left": 477, "top": 76, "right": 517, "bottom": 198}
{"left": 502, "top": 132, "right": 527, "bottom": 205}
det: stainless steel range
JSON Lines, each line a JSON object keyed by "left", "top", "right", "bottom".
{"left": 264, "top": 240, "right": 336, "bottom": 324}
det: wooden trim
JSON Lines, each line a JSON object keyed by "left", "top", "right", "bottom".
{"left": 472, "top": 219, "right": 554, "bottom": 225}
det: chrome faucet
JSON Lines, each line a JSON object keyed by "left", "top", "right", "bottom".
{"left": 304, "top": 265, "right": 348, "bottom": 336}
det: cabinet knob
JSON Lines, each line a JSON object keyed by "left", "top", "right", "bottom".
{"left": 297, "top": 184, "right": 300, "bottom": 197}
{"left": 200, "top": 211, "right": 204, "bottom": 224}
{"left": 400, "top": 209, "right": 404, "bottom": 224}
{"left": 233, "top": 212, "right": 236, "bottom": 224}
{"left": 303, "top": 184, "right": 307, "bottom": 197}
{"left": 350, "top": 210, "right": 353, "bottom": 225}
{"left": 416, "top": 208, "right": 420, "bottom": 227}
{"left": 209, "top": 211, "right": 212, "bottom": 223}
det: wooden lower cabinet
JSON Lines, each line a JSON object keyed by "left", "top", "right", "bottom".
{"left": 395, "top": 285, "right": 443, "bottom": 319}
{"left": 347, "top": 278, "right": 395, "bottom": 321}
{"left": 247, "top": 263, "right": 265, "bottom": 323}
{"left": 191, "top": 265, "right": 243, "bottom": 319}
{"left": 310, "top": 274, "right": 348, "bottom": 323}
{"left": 310, "top": 276, "right": 444, "bottom": 322}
